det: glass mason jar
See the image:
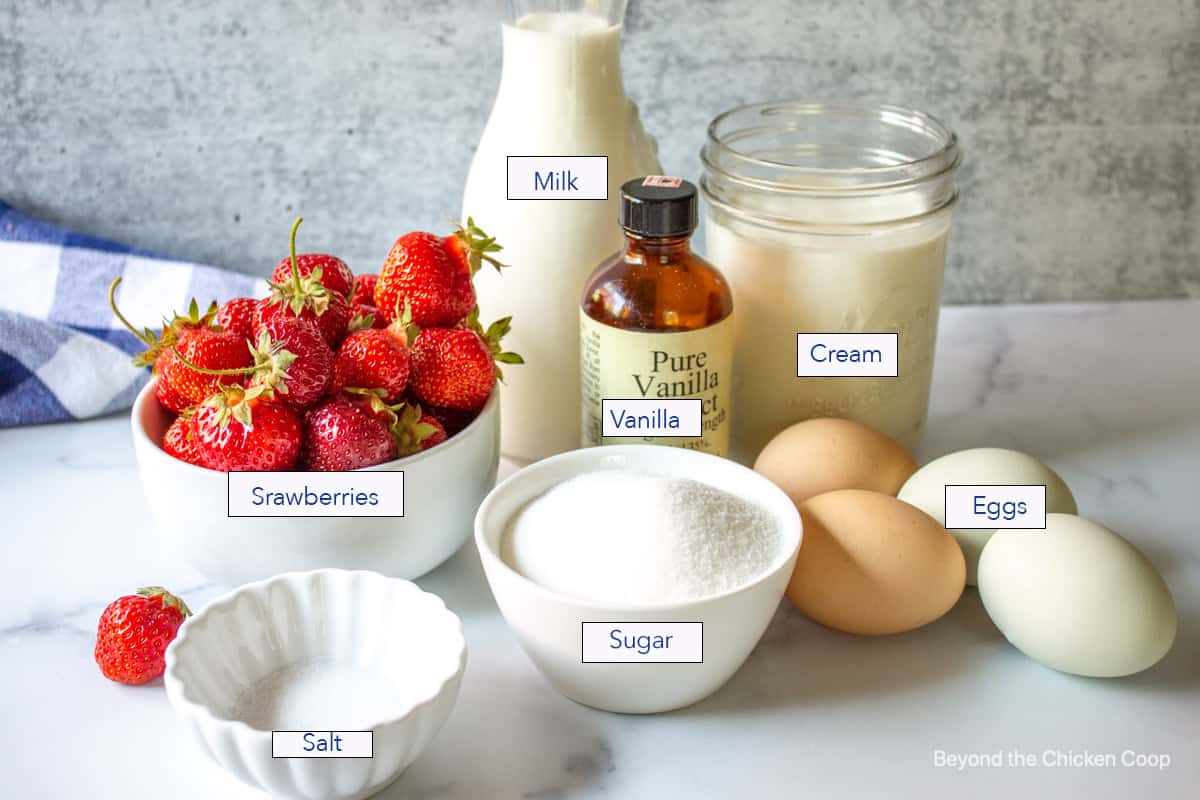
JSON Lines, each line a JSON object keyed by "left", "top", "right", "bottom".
{"left": 699, "top": 100, "right": 961, "bottom": 462}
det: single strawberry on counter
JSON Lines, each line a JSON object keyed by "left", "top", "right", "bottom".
{"left": 95, "top": 586, "right": 191, "bottom": 685}
{"left": 193, "top": 384, "right": 302, "bottom": 471}
{"left": 408, "top": 309, "right": 523, "bottom": 410}
{"left": 271, "top": 252, "right": 355, "bottom": 300}
{"left": 257, "top": 218, "right": 352, "bottom": 347}
{"left": 374, "top": 219, "right": 504, "bottom": 328}
{"left": 216, "top": 296, "right": 258, "bottom": 341}
{"left": 109, "top": 278, "right": 253, "bottom": 413}
{"left": 162, "top": 411, "right": 207, "bottom": 468}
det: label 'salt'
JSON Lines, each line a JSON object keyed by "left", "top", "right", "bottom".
{"left": 272, "top": 731, "right": 373, "bottom": 758}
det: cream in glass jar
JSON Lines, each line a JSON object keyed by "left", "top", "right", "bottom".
{"left": 699, "top": 101, "right": 961, "bottom": 461}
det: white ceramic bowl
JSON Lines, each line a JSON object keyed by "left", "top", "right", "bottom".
{"left": 131, "top": 378, "right": 500, "bottom": 585}
{"left": 164, "top": 569, "right": 466, "bottom": 800}
{"left": 475, "top": 445, "right": 802, "bottom": 714}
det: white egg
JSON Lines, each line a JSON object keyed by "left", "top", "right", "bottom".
{"left": 897, "top": 447, "right": 1077, "bottom": 584}
{"left": 978, "top": 514, "right": 1176, "bottom": 677}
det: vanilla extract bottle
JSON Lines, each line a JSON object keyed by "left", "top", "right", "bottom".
{"left": 580, "top": 176, "right": 734, "bottom": 456}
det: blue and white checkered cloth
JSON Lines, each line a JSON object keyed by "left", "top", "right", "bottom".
{"left": 0, "top": 201, "right": 260, "bottom": 426}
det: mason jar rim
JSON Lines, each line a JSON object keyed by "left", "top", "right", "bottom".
{"left": 703, "top": 99, "right": 960, "bottom": 191}
{"left": 700, "top": 99, "right": 961, "bottom": 229}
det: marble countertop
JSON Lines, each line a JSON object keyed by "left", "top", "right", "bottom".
{"left": 2, "top": 300, "right": 1197, "bottom": 799}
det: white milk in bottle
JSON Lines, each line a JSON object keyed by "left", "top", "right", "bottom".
{"left": 462, "top": 1, "right": 661, "bottom": 462}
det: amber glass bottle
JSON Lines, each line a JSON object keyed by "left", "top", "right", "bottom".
{"left": 580, "top": 176, "right": 734, "bottom": 456}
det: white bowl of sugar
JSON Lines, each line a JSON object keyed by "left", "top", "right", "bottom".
{"left": 475, "top": 445, "right": 803, "bottom": 714}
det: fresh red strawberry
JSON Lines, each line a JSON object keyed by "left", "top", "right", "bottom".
{"left": 108, "top": 278, "right": 249, "bottom": 412}
{"left": 251, "top": 316, "right": 334, "bottom": 408}
{"left": 175, "top": 316, "right": 334, "bottom": 410}
{"left": 351, "top": 273, "right": 378, "bottom": 307}
{"left": 408, "top": 310, "right": 522, "bottom": 410}
{"left": 193, "top": 385, "right": 302, "bottom": 471}
{"left": 375, "top": 231, "right": 470, "bottom": 327}
{"left": 162, "top": 412, "right": 207, "bottom": 467}
{"left": 374, "top": 219, "right": 505, "bottom": 328}
{"left": 333, "top": 327, "right": 410, "bottom": 402}
{"left": 302, "top": 395, "right": 398, "bottom": 471}
{"left": 216, "top": 297, "right": 258, "bottom": 340}
{"left": 271, "top": 253, "right": 354, "bottom": 300}
{"left": 94, "top": 586, "right": 191, "bottom": 685}
{"left": 155, "top": 327, "right": 253, "bottom": 412}
{"left": 257, "top": 218, "right": 352, "bottom": 347}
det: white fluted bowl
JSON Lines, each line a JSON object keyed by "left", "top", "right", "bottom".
{"left": 164, "top": 570, "right": 466, "bottom": 800}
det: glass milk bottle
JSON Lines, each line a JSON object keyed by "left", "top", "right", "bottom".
{"left": 700, "top": 101, "right": 961, "bottom": 462}
{"left": 462, "top": 0, "right": 661, "bottom": 462}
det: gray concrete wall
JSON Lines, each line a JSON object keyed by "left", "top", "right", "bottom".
{"left": 1, "top": 0, "right": 1197, "bottom": 303}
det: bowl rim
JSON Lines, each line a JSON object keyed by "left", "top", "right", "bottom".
{"left": 131, "top": 376, "right": 498, "bottom": 476}
{"left": 163, "top": 568, "right": 467, "bottom": 737}
{"left": 474, "top": 445, "right": 804, "bottom": 611}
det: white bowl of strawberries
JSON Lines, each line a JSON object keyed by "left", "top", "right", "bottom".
{"left": 123, "top": 217, "right": 516, "bottom": 585}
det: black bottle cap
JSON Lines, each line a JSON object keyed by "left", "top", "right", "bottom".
{"left": 619, "top": 176, "right": 698, "bottom": 237}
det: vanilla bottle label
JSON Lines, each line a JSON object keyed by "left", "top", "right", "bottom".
{"left": 580, "top": 312, "right": 733, "bottom": 456}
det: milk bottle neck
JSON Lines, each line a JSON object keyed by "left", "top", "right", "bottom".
{"left": 497, "top": 15, "right": 629, "bottom": 112}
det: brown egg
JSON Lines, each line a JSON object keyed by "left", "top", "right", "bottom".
{"left": 788, "top": 489, "right": 965, "bottom": 635}
{"left": 754, "top": 418, "right": 917, "bottom": 507}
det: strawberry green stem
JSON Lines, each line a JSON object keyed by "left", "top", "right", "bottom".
{"left": 289, "top": 216, "right": 304, "bottom": 295}
{"left": 107, "top": 277, "right": 154, "bottom": 347}
{"left": 172, "top": 346, "right": 257, "bottom": 376}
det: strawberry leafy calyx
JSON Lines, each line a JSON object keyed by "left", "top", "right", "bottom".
{"left": 391, "top": 401, "right": 440, "bottom": 456}
{"left": 108, "top": 276, "right": 218, "bottom": 368}
{"left": 202, "top": 382, "right": 270, "bottom": 429}
{"left": 462, "top": 306, "right": 524, "bottom": 380}
{"left": 265, "top": 216, "right": 334, "bottom": 318}
{"left": 244, "top": 331, "right": 299, "bottom": 400}
{"left": 342, "top": 388, "right": 437, "bottom": 457}
{"left": 347, "top": 308, "right": 377, "bottom": 333}
{"left": 136, "top": 586, "right": 192, "bottom": 617}
{"left": 387, "top": 297, "right": 419, "bottom": 347}
{"left": 450, "top": 216, "right": 507, "bottom": 276}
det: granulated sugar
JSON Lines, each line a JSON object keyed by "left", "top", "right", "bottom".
{"left": 502, "top": 471, "right": 780, "bottom": 604}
